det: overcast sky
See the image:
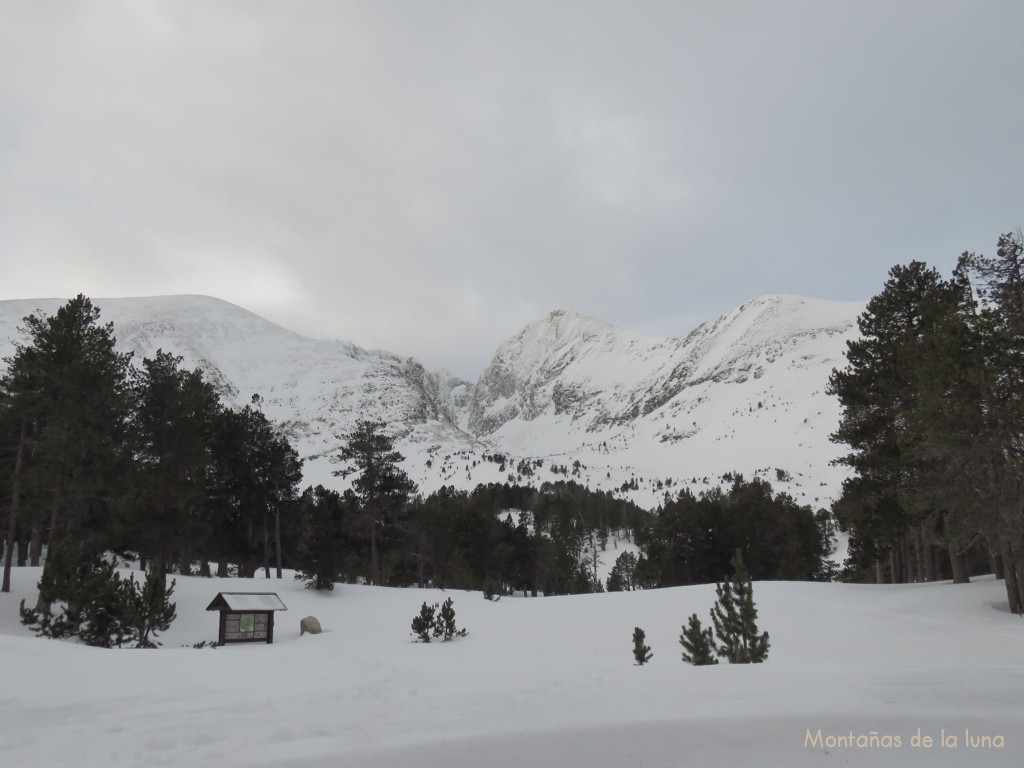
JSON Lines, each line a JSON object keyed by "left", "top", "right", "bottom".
{"left": 2, "top": 2, "right": 1022, "bottom": 379}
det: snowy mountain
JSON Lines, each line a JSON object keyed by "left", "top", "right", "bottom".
{"left": 464, "top": 295, "right": 863, "bottom": 506}
{"left": 0, "top": 293, "right": 863, "bottom": 507}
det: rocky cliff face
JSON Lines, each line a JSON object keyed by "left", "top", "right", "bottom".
{"left": 0, "top": 293, "right": 863, "bottom": 507}
{"left": 468, "top": 295, "right": 860, "bottom": 436}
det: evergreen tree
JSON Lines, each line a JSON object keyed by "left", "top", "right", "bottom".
{"left": 1, "top": 296, "right": 133, "bottom": 614}
{"left": 19, "top": 552, "right": 176, "bottom": 648}
{"left": 679, "top": 613, "right": 718, "bottom": 666}
{"left": 956, "top": 231, "right": 1024, "bottom": 612}
{"left": 125, "top": 570, "right": 177, "bottom": 648}
{"left": 432, "top": 596, "right": 466, "bottom": 641}
{"left": 333, "top": 420, "right": 416, "bottom": 585}
{"left": 411, "top": 601, "right": 436, "bottom": 642}
{"left": 212, "top": 403, "right": 303, "bottom": 578}
{"left": 606, "top": 550, "right": 638, "bottom": 591}
{"left": 710, "top": 550, "right": 769, "bottom": 663}
{"left": 827, "top": 262, "right": 958, "bottom": 583}
{"left": 894, "top": 265, "right": 986, "bottom": 584}
{"left": 127, "top": 351, "right": 222, "bottom": 582}
{"left": 632, "top": 626, "right": 653, "bottom": 665}
{"left": 293, "top": 485, "right": 352, "bottom": 590}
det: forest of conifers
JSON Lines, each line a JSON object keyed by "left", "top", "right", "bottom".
{"left": 829, "top": 231, "right": 1024, "bottom": 614}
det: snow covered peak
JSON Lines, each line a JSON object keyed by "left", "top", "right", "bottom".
{"left": 468, "top": 294, "right": 862, "bottom": 435}
{"left": 487, "top": 309, "right": 648, "bottom": 378}
{"left": 1, "top": 292, "right": 865, "bottom": 506}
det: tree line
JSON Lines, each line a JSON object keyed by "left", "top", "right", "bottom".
{"left": 828, "top": 231, "right": 1024, "bottom": 614}
{"left": 292, "top": 469, "right": 653, "bottom": 597}
{"left": 294, "top": 460, "right": 835, "bottom": 595}
{"left": 630, "top": 476, "right": 835, "bottom": 589}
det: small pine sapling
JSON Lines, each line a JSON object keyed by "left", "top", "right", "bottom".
{"left": 433, "top": 597, "right": 467, "bottom": 641}
{"left": 411, "top": 598, "right": 467, "bottom": 642}
{"left": 632, "top": 626, "right": 653, "bottom": 665}
{"left": 710, "top": 550, "right": 770, "bottom": 663}
{"left": 679, "top": 613, "right": 718, "bottom": 666}
{"left": 411, "top": 601, "right": 436, "bottom": 642}
{"left": 127, "top": 572, "right": 177, "bottom": 648}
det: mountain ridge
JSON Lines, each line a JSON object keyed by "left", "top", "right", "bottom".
{"left": 0, "top": 293, "right": 863, "bottom": 509}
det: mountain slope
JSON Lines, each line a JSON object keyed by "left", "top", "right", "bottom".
{"left": 0, "top": 295, "right": 478, "bottom": 487}
{"left": 466, "top": 295, "right": 862, "bottom": 506}
{"left": 0, "top": 293, "right": 862, "bottom": 506}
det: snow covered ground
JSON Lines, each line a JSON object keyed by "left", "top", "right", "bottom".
{"left": 2, "top": 568, "right": 1022, "bottom": 767}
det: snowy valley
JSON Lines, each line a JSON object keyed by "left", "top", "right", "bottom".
{"left": 1, "top": 566, "right": 1022, "bottom": 767}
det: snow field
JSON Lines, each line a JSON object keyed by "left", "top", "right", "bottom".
{"left": 1, "top": 566, "right": 1022, "bottom": 766}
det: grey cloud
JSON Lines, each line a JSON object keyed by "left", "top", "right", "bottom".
{"left": 1, "top": 1, "right": 1022, "bottom": 379}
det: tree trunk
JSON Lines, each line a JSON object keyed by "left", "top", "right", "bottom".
{"left": 912, "top": 529, "right": 924, "bottom": 583}
{"left": 923, "top": 543, "right": 937, "bottom": 582}
{"left": 29, "top": 520, "right": 42, "bottom": 567}
{"left": 1000, "top": 540, "right": 1022, "bottom": 615}
{"left": 262, "top": 511, "right": 271, "bottom": 579}
{"left": 1010, "top": 536, "right": 1024, "bottom": 615}
{"left": 2, "top": 515, "right": 15, "bottom": 593}
{"left": 991, "top": 550, "right": 1004, "bottom": 580}
{"left": 34, "top": 501, "right": 63, "bottom": 614}
{"left": 875, "top": 560, "right": 885, "bottom": 584}
{"left": 948, "top": 542, "right": 970, "bottom": 584}
{"left": 900, "top": 535, "right": 911, "bottom": 583}
{"left": 2, "top": 526, "right": 15, "bottom": 594}
{"left": 17, "top": 535, "right": 28, "bottom": 567}
{"left": 274, "top": 507, "right": 283, "bottom": 579}
{"left": 200, "top": 558, "right": 211, "bottom": 578}
{"left": 2, "top": 423, "right": 26, "bottom": 593}
{"left": 217, "top": 559, "right": 227, "bottom": 577}
{"left": 370, "top": 517, "right": 380, "bottom": 586}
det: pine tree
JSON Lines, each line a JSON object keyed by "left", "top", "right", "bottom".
{"left": 710, "top": 550, "right": 769, "bottom": 663}
{"left": 956, "top": 231, "right": 1024, "bottom": 612}
{"left": 679, "top": 613, "right": 718, "bottom": 665}
{"left": 334, "top": 420, "right": 417, "bottom": 585}
{"left": 411, "top": 601, "right": 436, "bottom": 642}
{"left": 632, "top": 626, "right": 653, "bottom": 665}
{"left": 433, "top": 597, "right": 466, "bottom": 641}
{"left": 606, "top": 551, "right": 638, "bottom": 591}
{"left": 127, "top": 351, "right": 222, "bottom": 583}
{"left": 125, "top": 570, "right": 177, "bottom": 648}
{"left": 212, "top": 403, "right": 303, "bottom": 578}
{"left": 1, "top": 296, "right": 133, "bottom": 615}
{"left": 827, "top": 263, "right": 958, "bottom": 583}
{"left": 294, "top": 485, "right": 352, "bottom": 591}
{"left": 19, "top": 552, "right": 176, "bottom": 648}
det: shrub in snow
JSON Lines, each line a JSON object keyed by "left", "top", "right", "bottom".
{"left": 679, "top": 613, "right": 718, "bottom": 666}
{"left": 433, "top": 597, "right": 466, "bottom": 641}
{"left": 411, "top": 602, "right": 436, "bottom": 642}
{"left": 632, "top": 626, "right": 653, "bottom": 665}
{"left": 410, "top": 598, "right": 467, "bottom": 643}
{"left": 19, "top": 549, "right": 176, "bottom": 649}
